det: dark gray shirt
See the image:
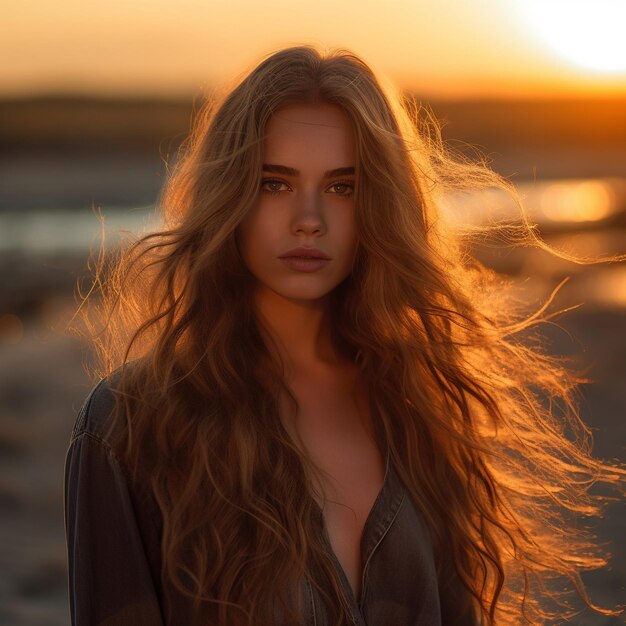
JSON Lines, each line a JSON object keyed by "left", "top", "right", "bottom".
{"left": 64, "top": 379, "right": 477, "bottom": 625}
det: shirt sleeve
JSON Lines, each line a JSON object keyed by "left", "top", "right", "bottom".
{"left": 64, "top": 430, "right": 165, "bottom": 626}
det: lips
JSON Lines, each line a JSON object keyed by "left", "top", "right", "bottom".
{"left": 279, "top": 247, "right": 331, "bottom": 260}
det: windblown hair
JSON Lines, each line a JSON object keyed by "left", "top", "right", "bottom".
{"left": 86, "top": 46, "right": 624, "bottom": 625}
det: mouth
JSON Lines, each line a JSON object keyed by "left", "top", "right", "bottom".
{"left": 278, "top": 251, "right": 332, "bottom": 272}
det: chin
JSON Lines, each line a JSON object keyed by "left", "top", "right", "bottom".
{"left": 277, "top": 289, "right": 333, "bottom": 304}
{"left": 268, "top": 282, "right": 339, "bottom": 304}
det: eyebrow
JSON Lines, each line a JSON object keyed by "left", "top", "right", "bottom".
{"left": 262, "top": 164, "right": 355, "bottom": 179}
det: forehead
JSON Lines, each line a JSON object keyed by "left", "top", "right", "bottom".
{"left": 263, "top": 103, "right": 355, "bottom": 164}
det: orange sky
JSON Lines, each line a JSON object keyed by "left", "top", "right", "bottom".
{"left": 3, "top": 0, "right": 626, "bottom": 99}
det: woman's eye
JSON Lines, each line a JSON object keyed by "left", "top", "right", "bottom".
{"left": 328, "top": 181, "right": 354, "bottom": 196}
{"left": 260, "top": 179, "right": 289, "bottom": 194}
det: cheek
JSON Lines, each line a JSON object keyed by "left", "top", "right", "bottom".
{"left": 237, "top": 218, "right": 257, "bottom": 270}
{"left": 238, "top": 211, "right": 274, "bottom": 269}
{"left": 335, "top": 211, "right": 358, "bottom": 253}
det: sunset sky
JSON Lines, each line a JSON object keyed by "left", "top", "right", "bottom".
{"left": 3, "top": 0, "right": 626, "bottom": 99}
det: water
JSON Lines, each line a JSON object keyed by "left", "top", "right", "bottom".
{"left": 0, "top": 206, "right": 161, "bottom": 253}
{"left": 440, "top": 177, "right": 626, "bottom": 227}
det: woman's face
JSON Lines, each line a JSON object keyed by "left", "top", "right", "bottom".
{"left": 238, "top": 102, "right": 357, "bottom": 306}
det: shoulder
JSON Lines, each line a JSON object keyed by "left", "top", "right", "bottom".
{"left": 71, "top": 372, "right": 122, "bottom": 444}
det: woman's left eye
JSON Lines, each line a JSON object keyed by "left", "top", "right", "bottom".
{"left": 328, "top": 181, "right": 354, "bottom": 196}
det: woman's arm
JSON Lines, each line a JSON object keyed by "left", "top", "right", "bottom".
{"left": 64, "top": 387, "right": 165, "bottom": 626}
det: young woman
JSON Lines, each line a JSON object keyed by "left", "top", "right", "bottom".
{"left": 65, "top": 46, "right": 624, "bottom": 626}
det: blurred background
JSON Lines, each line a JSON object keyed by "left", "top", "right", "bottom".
{"left": 1, "top": 1, "right": 625, "bottom": 624}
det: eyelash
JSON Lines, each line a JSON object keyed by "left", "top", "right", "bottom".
{"left": 260, "top": 178, "right": 355, "bottom": 197}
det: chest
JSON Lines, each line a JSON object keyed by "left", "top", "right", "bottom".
{"left": 315, "top": 447, "right": 386, "bottom": 603}
{"left": 281, "top": 370, "right": 386, "bottom": 601}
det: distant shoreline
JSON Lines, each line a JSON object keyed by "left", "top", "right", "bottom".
{"left": 2, "top": 94, "right": 625, "bottom": 153}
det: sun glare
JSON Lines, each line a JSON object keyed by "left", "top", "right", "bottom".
{"left": 521, "top": 0, "right": 626, "bottom": 73}
{"left": 537, "top": 180, "right": 615, "bottom": 223}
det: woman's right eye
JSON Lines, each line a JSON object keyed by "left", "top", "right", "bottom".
{"left": 260, "top": 179, "right": 290, "bottom": 194}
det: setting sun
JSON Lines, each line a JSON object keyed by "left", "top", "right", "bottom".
{"left": 521, "top": 0, "right": 626, "bottom": 73}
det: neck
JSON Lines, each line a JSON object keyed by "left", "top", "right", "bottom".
{"left": 253, "top": 287, "right": 345, "bottom": 375}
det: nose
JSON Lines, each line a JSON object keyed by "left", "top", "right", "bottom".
{"left": 291, "top": 189, "right": 326, "bottom": 236}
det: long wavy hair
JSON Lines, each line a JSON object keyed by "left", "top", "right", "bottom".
{"left": 86, "top": 45, "right": 624, "bottom": 625}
